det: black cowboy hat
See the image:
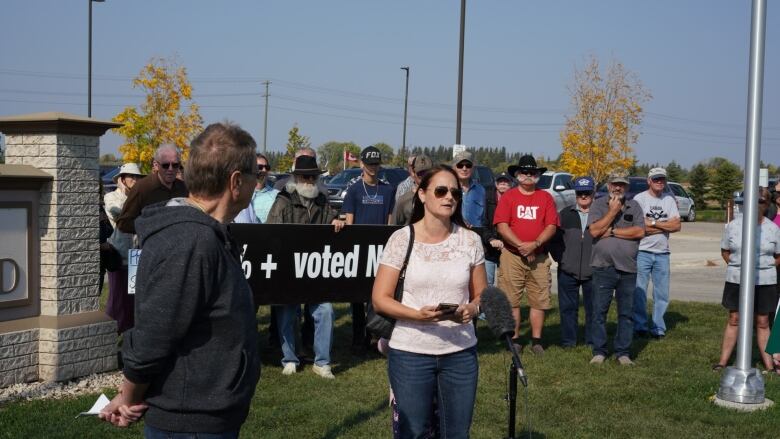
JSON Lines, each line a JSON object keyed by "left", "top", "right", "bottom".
{"left": 508, "top": 154, "right": 547, "bottom": 177}
{"left": 292, "top": 155, "right": 326, "bottom": 176}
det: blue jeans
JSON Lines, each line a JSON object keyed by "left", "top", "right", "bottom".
{"left": 633, "top": 251, "right": 670, "bottom": 336}
{"left": 485, "top": 260, "right": 497, "bottom": 286}
{"left": 557, "top": 270, "right": 593, "bottom": 347}
{"left": 591, "top": 266, "right": 636, "bottom": 358}
{"left": 388, "top": 346, "right": 478, "bottom": 439}
{"left": 144, "top": 425, "right": 238, "bottom": 438}
{"left": 277, "top": 302, "right": 333, "bottom": 366}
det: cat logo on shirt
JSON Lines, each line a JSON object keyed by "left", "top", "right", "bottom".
{"left": 516, "top": 205, "right": 539, "bottom": 220}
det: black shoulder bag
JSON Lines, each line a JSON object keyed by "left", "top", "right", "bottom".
{"left": 366, "top": 224, "right": 415, "bottom": 340}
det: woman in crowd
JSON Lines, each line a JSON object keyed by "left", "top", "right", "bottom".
{"left": 714, "top": 187, "right": 780, "bottom": 374}
{"left": 103, "top": 163, "right": 145, "bottom": 333}
{"left": 372, "top": 165, "right": 486, "bottom": 438}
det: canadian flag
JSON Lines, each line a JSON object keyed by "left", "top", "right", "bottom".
{"left": 344, "top": 150, "right": 358, "bottom": 162}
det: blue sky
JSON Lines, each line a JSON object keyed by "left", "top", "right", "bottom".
{"left": 1, "top": 0, "right": 778, "bottom": 168}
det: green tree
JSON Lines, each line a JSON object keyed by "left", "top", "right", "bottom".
{"left": 372, "top": 142, "right": 395, "bottom": 165}
{"left": 318, "top": 141, "right": 361, "bottom": 174}
{"left": 276, "top": 124, "right": 311, "bottom": 172}
{"left": 710, "top": 159, "right": 742, "bottom": 209}
{"left": 666, "top": 161, "right": 686, "bottom": 182}
{"left": 688, "top": 163, "right": 709, "bottom": 209}
{"left": 99, "top": 153, "right": 121, "bottom": 166}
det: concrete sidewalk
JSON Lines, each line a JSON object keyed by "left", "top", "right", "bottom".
{"left": 549, "top": 221, "right": 727, "bottom": 304}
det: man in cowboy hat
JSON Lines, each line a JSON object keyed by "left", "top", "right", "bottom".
{"left": 266, "top": 155, "right": 345, "bottom": 378}
{"left": 494, "top": 154, "right": 559, "bottom": 355}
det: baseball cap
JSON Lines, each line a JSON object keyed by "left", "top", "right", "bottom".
{"left": 360, "top": 146, "right": 382, "bottom": 165}
{"left": 452, "top": 150, "right": 474, "bottom": 166}
{"left": 608, "top": 171, "right": 629, "bottom": 184}
{"left": 495, "top": 172, "right": 512, "bottom": 182}
{"left": 648, "top": 167, "right": 667, "bottom": 179}
{"left": 412, "top": 155, "right": 433, "bottom": 174}
{"left": 573, "top": 176, "right": 595, "bottom": 191}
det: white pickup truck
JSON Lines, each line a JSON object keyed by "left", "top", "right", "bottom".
{"left": 536, "top": 171, "right": 576, "bottom": 211}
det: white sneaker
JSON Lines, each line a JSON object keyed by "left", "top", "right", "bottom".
{"left": 282, "top": 363, "right": 297, "bottom": 375}
{"left": 312, "top": 364, "right": 335, "bottom": 379}
{"left": 590, "top": 354, "right": 606, "bottom": 365}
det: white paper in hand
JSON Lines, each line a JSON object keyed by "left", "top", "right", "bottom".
{"left": 76, "top": 393, "right": 110, "bottom": 418}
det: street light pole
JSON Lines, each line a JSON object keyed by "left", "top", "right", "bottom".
{"left": 262, "top": 80, "right": 271, "bottom": 154}
{"left": 88, "top": 0, "right": 105, "bottom": 118}
{"left": 716, "top": 0, "right": 768, "bottom": 408}
{"left": 455, "top": 0, "right": 466, "bottom": 145}
{"left": 400, "top": 66, "right": 409, "bottom": 158}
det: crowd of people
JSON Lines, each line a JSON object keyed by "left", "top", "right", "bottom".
{"left": 96, "top": 121, "right": 780, "bottom": 437}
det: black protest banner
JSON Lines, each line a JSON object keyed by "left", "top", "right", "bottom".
{"left": 229, "top": 224, "right": 401, "bottom": 305}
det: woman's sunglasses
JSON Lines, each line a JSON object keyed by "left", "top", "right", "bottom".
{"left": 432, "top": 186, "right": 463, "bottom": 201}
{"left": 257, "top": 164, "right": 271, "bottom": 171}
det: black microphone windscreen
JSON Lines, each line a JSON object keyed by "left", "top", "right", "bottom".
{"left": 480, "top": 286, "right": 515, "bottom": 338}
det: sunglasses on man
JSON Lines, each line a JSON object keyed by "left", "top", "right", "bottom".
{"left": 651, "top": 177, "right": 666, "bottom": 183}
{"left": 432, "top": 186, "right": 463, "bottom": 201}
{"left": 455, "top": 162, "right": 473, "bottom": 169}
{"left": 159, "top": 162, "right": 181, "bottom": 170}
{"left": 575, "top": 191, "right": 594, "bottom": 197}
{"left": 517, "top": 169, "right": 538, "bottom": 176}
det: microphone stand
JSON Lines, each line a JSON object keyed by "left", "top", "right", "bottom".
{"left": 503, "top": 336, "right": 527, "bottom": 439}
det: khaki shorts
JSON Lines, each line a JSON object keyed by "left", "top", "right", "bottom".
{"left": 496, "top": 250, "right": 552, "bottom": 310}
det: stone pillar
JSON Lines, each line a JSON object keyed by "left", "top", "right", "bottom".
{"left": 0, "top": 112, "right": 121, "bottom": 384}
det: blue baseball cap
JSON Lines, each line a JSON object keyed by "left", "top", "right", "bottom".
{"left": 573, "top": 176, "right": 595, "bottom": 191}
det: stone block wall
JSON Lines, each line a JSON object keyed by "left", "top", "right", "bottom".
{"left": 0, "top": 114, "right": 121, "bottom": 387}
{"left": 0, "top": 329, "right": 40, "bottom": 388}
{"left": 4, "top": 134, "right": 101, "bottom": 316}
{"left": 38, "top": 321, "right": 116, "bottom": 381}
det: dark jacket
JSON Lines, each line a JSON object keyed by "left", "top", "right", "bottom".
{"left": 266, "top": 188, "right": 336, "bottom": 225}
{"left": 122, "top": 199, "right": 260, "bottom": 433}
{"left": 549, "top": 205, "right": 593, "bottom": 281}
{"left": 116, "top": 173, "right": 188, "bottom": 234}
{"left": 482, "top": 187, "right": 501, "bottom": 262}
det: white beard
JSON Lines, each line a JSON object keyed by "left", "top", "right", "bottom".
{"left": 287, "top": 180, "right": 319, "bottom": 199}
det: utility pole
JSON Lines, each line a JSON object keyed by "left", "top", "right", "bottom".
{"left": 455, "top": 0, "right": 466, "bottom": 145}
{"left": 400, "top": 66, "right": 410, "bottom": 159}
{"left": 262, "top": 80, "right": 271, "bottom": 154}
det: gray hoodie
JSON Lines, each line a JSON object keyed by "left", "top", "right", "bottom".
{"left": 122, "top": 198, "right": 261, "bottom": 433}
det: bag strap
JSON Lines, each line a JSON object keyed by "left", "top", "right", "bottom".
{"left": 394, "top": 225, "right": 415, "bottom": 301}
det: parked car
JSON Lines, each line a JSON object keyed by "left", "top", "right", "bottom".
{"left": 596, "top": 177, "right": 690, "bottom": 220}
{"left": 668, "top": 182, "right": 696, "bottom": 222}
{"left": 101, "top": 166, "right": 120, "bottom": 193}
{"left": 536, "top": 171, "right": 575, "bottom": 211}
{"left": 326, "top": 167, "right": 408, "bottom": 210}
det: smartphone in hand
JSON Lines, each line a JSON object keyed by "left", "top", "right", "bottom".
{"left": 435, "top": 303, "right": 459, "bottom": 314}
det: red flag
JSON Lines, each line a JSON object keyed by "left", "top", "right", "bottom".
{"left": 344, "top": 150, "right": 358, "bottom": 162}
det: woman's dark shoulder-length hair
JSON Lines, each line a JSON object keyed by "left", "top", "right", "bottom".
{"left": 409, "top": 165, "right": 467, "bottom": 227}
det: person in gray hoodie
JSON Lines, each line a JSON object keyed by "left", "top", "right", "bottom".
{"left": 549, "top": 176, "right": 595, "bottom": 348}
{"left": 100, "top": 122, "right": 261, "bottom": 438}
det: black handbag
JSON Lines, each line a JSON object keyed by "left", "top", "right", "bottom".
{"left": 366, "top": 224, "right": 415, "bottom": 340}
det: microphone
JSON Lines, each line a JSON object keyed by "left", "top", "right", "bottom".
{"left": 481, "top": 286, "right": 528, "bottom": 387}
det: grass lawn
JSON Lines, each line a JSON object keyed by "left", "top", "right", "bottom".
{"left": 2, "top": 299, "right": 779, "bottom": 438}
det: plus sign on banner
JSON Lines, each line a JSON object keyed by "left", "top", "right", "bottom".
{"left": 229, "top": 224, "right": 402, "bottom": 305}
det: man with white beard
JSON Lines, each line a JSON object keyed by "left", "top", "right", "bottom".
{"left": 266, "top": 155, "right": 345, "bottom": 378}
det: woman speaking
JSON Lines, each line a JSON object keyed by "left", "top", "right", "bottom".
{"left": 372, "top": 165, "right": 487, "bottom": 438}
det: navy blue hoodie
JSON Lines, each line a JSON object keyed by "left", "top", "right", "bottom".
{"left": 122, "top": 199, "right": 261, "bottom": 433}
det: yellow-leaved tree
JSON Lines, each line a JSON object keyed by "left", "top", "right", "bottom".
{"left": 560, "top": 56, "right": 651, "bottom": 184}
{"left": 112, "top": 58, "right": 203, "bottom": 173}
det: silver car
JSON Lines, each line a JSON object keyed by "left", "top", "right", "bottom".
{"left": 536, "top": 171, "right": 576, "bottom": 211}
{"left": 668, "top": 182, "right": 696, "bottom": 222}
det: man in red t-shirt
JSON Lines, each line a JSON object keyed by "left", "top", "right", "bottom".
{"left": 494, "top": 155, "right": 559, "bottom": 354}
